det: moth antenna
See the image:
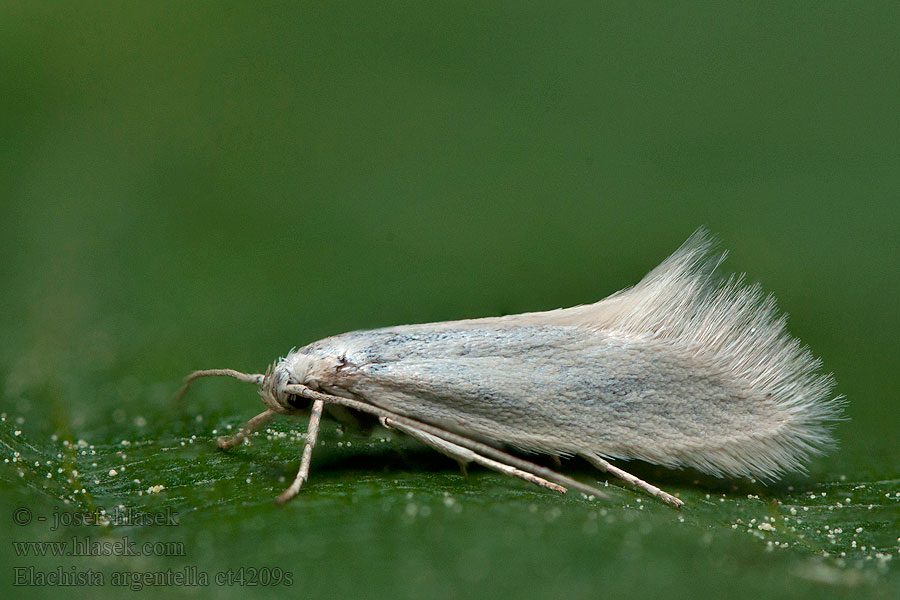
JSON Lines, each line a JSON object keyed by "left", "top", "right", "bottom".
{"left": 173, "top": 368, "right": 265, "bottom": 403}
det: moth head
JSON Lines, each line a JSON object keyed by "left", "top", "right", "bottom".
{"left": 257, "top": 362, "right": 300, "bottom": 414}
{"left": 175, "top": 350, "right": 341, "bottom": 416}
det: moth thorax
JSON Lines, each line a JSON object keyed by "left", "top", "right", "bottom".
{"left": 283, "top": 350, "right": 342, "bottom": 390}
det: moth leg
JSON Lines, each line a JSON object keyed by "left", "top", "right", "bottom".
{"left": 381, "top": 416, "right": 473, "bottom": 480}
{"left": 583, "top": 452, "right": 684, "bottom": 508}
{"left": 381, "top": 417, "right": 567, "bottom": 495}
{"left": 217, "top": 409, "right": 276, "bottom": 449}
{"left": 286, "top": 383, "right": 612, "bottom": 500}
{"left": 276, "top": 399, "right": 325, "bottom": 505}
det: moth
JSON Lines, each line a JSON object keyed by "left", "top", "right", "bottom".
{"left": 177, "top": 229, "right": 842, "bottom": 507}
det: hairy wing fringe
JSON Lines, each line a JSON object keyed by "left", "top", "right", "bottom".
{"left": 536, "top": 228, "right": 843, "bottom": 478}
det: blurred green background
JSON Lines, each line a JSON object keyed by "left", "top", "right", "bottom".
{"left": 1, "top": 2, "right": 898, "bottom": 599}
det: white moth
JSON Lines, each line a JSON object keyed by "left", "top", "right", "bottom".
{"left": 178, "top": 229, "right": 842, "bottom": 508}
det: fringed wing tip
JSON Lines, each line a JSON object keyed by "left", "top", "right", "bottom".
{"left": 576, "top": 228, "right": 844, "bottom": 479}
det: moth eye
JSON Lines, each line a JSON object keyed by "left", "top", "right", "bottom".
{"left": 286, "top": 394, "right": 311, "bottom": 411}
